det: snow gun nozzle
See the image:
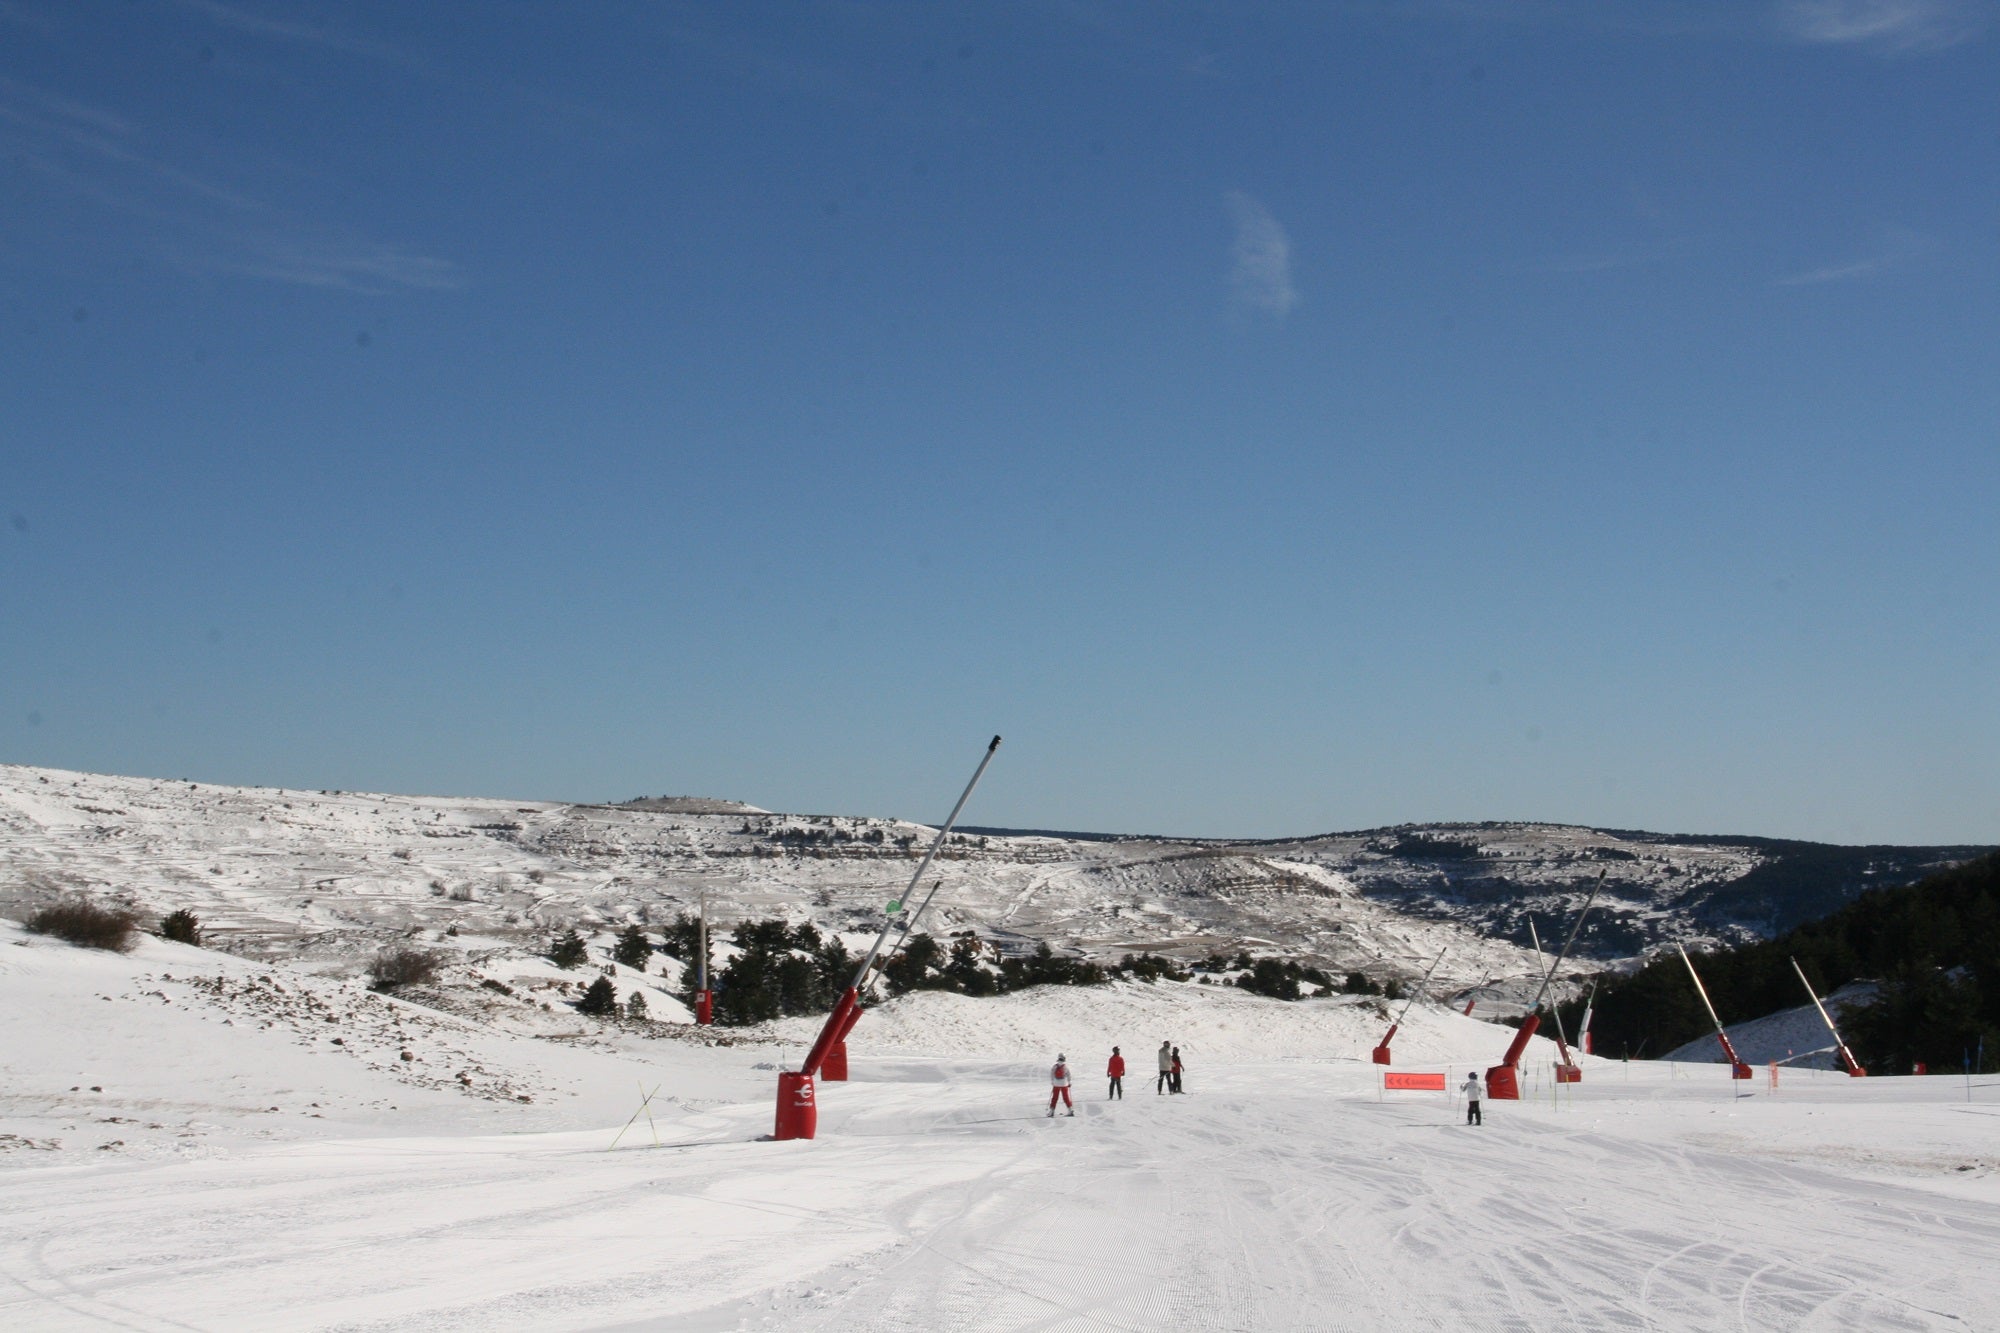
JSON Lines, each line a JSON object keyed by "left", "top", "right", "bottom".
{"left": 988, "top": 735, "right": 1002, "bottom": 751}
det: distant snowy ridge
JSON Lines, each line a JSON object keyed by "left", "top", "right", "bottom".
{"left": 0, "top": 763, "right": 1981, "bottom": 1009}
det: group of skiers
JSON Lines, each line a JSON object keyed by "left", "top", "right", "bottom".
{"left": 1048, "top": 1042, "right": 1185, "bottom": 1115}
{"left": 1048, "top": 1053, "right": 1490, "bottom": 1125}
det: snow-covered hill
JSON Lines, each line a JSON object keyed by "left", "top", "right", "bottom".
{"left": 1, "top": 763, "right": 1982, "bottom": 1013}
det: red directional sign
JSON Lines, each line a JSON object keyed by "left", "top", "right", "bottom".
{"left": 1383, "top": 1072, "right": 1447, "bottom": 1091}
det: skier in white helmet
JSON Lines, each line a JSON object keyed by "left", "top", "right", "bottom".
{"left": 1048, "top": 1053, "right": 1074, "bottom": 1117}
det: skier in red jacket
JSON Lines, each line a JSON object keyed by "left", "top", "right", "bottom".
{"left": 1106, "top": 1047, "right": 1125, "bottom": 1099}
{"left": 1048, "top": 1054, "right": 1074, "bottom": 1116}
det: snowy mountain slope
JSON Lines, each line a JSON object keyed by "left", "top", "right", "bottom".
{"left": 3, "top": 924, "right": 1998, "bottom": 1331}
{"left": 1, "top": 764, "right": 1982, "bottom": 1014}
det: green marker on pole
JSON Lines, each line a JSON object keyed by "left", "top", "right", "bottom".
{"left": 887, "top": 900, "right": 902, "bottom": 913}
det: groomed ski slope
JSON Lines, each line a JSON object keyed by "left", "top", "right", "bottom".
{"left": 4, "top": 929, "right": 1999, "bottom": 1330}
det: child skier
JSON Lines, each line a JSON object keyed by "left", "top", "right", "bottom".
{"left": 1048, "top": 1053, "right": 1074, "bottom": 1116}
{"left": 1107, "top": 1047, "right": 1125, "bottom": 1099}
{"left": 1170, "top": 1046, "right": 1185, "bottom": 1094}
{"left": 1462, "top": 1070, "right": 1484, "bottom": 1125}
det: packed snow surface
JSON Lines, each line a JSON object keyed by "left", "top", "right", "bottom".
{"left": 5, "top": 924, "right": 1998, "bottom": 1330}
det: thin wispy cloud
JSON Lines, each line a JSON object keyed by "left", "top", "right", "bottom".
{"left": 1224, "top": 190, "right": 1299, "bottom": 318}
{"left": 1352, "top": 0, "right": 1990, "bottom": 51}
{"left": 0, "top": 76, "right": 459, "bottom": 294}
{"left": 1771, "top": 0, "right": 1990, "bottom": 50}
{"left": 202, "top": 236, "right": 463, "bottom": 293}
{"left": 1776, "top": 228, "right": 1932, "bottom": 285}
{"left": 1772, "top": 0, "right": 1988, "bottom": 51}
{"left": 169, "top": 0, "right": 418, "bottom": 66}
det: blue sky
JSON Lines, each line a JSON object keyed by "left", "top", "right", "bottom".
{"left": 3, "top": 1, "right": 1995, "bottom": 843}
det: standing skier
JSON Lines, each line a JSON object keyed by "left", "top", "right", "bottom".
{"left": 1462, "top": 1070, "right": 1484, "bottom": 1126}
{"left": 1048, "top": 1053, "right": 1075, "bottom": 1117}
{"left": 1170, "top": 1046, "right": 1185, "bottom": 1094}
{"left": 1157, "top": 1040, "right": 1173, "bottom": 1094}
{"left": 1107, "top": 1046, "right": 1125, "bottom": 1099}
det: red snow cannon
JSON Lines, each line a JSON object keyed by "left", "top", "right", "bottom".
{"left": 1485, "top": 1012, "right": 1538, "bottom": 1100}
{"left": 773, "top": 1071, "right": 816, "bottom": 1140}
{"left": 694, "top": 990, "right": 713, "bottom": 1025}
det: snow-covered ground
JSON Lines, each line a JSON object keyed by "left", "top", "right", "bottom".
{"left": 5, "top": 923, "right": 1998, "bottom": 1330}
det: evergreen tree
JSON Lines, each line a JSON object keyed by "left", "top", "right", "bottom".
{"left": 946, "top": 935, "right": 996, "bottom": 995}
{"left": 1240, "top": 959, "right": 1302, "bottom": 1001}
{"left": 882, "top": 933, "right": 948, "bottom": 995}
{"left": 612, "top": 923, "right": 653, "bottom": 970}
{"left": 659, "top": 912, "right": 706, "bottom": 969}
{"left": 547, "top": 928, "right": 589, "bottom": 970}
{"left": 624, "top": 990, "right": 649, "bottom": 1020}
{"left": 577, "top": 974, "right": 617, "bottom": 1016}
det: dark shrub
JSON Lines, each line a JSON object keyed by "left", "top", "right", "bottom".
{"left": 26, "top": 897, "right": 140, "bottom": 952}
{"left": 369, "top": 947, "right": 442, "bottom": 991}
{"left": 160, "top": 909, "right": 203, "bottom": 946}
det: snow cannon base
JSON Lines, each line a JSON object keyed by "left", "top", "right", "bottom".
{"left": 1555, "top": 1065, "right": 1581, "bottom": 1084}
{"left": 694, "top": 991, "right": 713, "bottom": 1026}
{"left": 822, "top": 1040, "right": 849, "bottom": 1082}
{"left": 1371, "top": 1045, "right": 1393, "bottom": 1066}
{"left": 773, "top": 1072, "right": 817, "bottom": 1141}
{"left": 1484, "top": 1013, "right": 1538, "bottom": 1099}
{"left": 1731, "top": 1062, "right": 1753, "bottom": 1080}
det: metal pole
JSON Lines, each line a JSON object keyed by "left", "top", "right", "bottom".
{"left": 1390, "top": 946, "right": 1449, "bottom": 1029}
{"left": 1679, "top": 945, "right": 1726, "bottom": 1034}
{"left": 1528, "top": 919, "right": 1573, "bottom": 1050}
{"left": 848, "top": 735, "right": 1002, "bottom": 992}
{"left": 1528, "top": 870, "right": 1602, "bottom": 1014}
{"left": 697, "top": 893, "right": 708, "bottom": 993}
{"left": 1790, "top": 957, "right": 1865, "bottom": 1076}
{"left": 864, "top": 878, "right": 942, "bottom": 998}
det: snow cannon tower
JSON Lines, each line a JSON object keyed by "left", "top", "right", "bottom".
{"left": 1371, "top": 946, "right": 1448, "bottom": 1066}
{"left": 1792, "top": 957, "right": 1867, "bottom": 1078}
{"left": 1486, "top": 871, "right": 1602, "bottom": 1100}
{"left": 772, "top": 736, "right": 1001, "bottom": 1141}
{"left": 693, "top": 895, "right": 714, "bottom": 1026}
{"left": 1678, "top": 945, "right": 1753, "bottom": 1079}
